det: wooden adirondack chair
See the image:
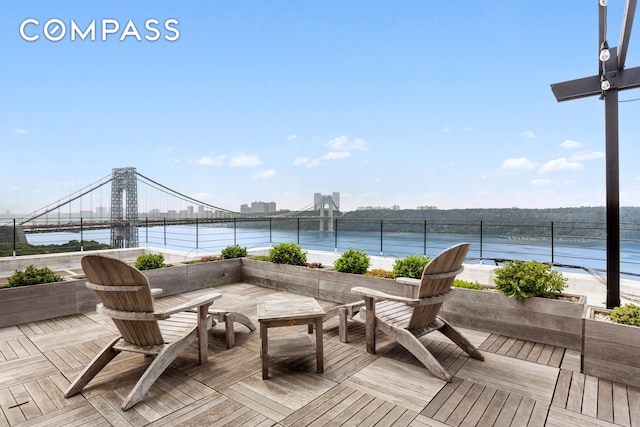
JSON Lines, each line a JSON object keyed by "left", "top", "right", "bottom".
{"left": 64, "top": 255, "right": 221, "bottom": 410}
{"left": 351, "top": 243, "right": 483, "bottom": 382}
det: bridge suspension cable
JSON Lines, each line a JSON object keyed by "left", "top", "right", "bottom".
{"left": 18, "top": 173, "right": 113, "bottom": 225}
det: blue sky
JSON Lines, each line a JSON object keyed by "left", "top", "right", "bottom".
{"left": 1, "top": 1, "right": 640, "bottom": 214}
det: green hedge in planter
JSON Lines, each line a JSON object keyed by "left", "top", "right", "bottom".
{"left": 269, "top": 243, "right": 307, "bottom": 266}
{"left": 334, "top": 247, "right": 370, "bottom": 274}
{"left": 610, "top": 303, "right": 640, "bottom": 327}
{"left": 8, "top": 265, "right": 63, "bottom": 287}
{"left": 392, "top": 254, "right": 432, "bottom": 279}
{"left": 494, "top": 259, "right": 567, "bottom": 301}
{"left": 135, "top": 253, "right": 165, "bottom": 270}
{"left": 221, "top": 244, "right": 248, "bottom": 259}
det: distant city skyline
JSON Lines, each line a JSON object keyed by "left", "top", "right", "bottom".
{"left": 2, "top": 2, "right": 640, "bottom": 213}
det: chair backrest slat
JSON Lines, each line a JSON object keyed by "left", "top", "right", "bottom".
{"left": 82, "top": 255, "right": 164, "bottom": 346}
{"left": 408, "top": 243, "right": 469, "bottom": 330}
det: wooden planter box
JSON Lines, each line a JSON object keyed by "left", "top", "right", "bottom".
{"left": 442, "top": 287, "right": 587, "bottom": 351}
{"left": 141, "top": 258, "right": 243, "bottom": 296}
{"left": 241, "top": 258, "right": 409, "bottom": 304}
{"left": 583, "top": 306, "right": 640, "bottom": 387}
{"left": 0, "top": 259, "right": 244, "bottom": 328}
{"left": 0, "top": 277, "right": 92, "bottom": 328}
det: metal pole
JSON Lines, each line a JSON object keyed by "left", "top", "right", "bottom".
{"left": 297, "top": 218, "right": 300, "bottom": 245}
{"left": 269, "top": 217, "right": 272, "bottom": 247}
{"left": 551, "top": 222, "right": 555, "bottom": 264}
{"left": 380, "top": 220, "right": 383, "bottom": 255}
{"left": 163, "top": 218, "right": 167, "bottom": 249}
{"left": 480, "top": 221, "right": 483, "bottom": 261}
{"left": 334, "top": 219, "right": 338, "bottom": 252}
{"left": 80, "top": 218, "right": 84, "bottom": 252}
{"left": 195, "top": 218, "right": 199, "bottom": 251}
{"left": 423, "top": 220, "right": 427, "bottom": 255}
{"left": 605, "top": 87, "right": 621, "bottom": 308}
{"left": 13, "top": 218, "right": 16, "bottom": 257}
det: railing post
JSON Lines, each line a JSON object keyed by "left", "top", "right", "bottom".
{"left": 80, "top": 217, "right": 84, "bottom": 252}
{"left": 269, "top": 217, "right": 272, "bottom": 247}
{"left": 380, "top": 220, "right": 383, "bottom": 255}
{"left": 480, "top": 221, "right": 484, "bottom": 261}
{"left": 195, "top": 218, "right": 199, "bottom": 251}
{"left": 551, "top": 221, "right": 555, "bottom": 264}
{"left": 297, "top": 218, "right": 300, "bottom": 245}
{"left": 13, "top": 218, "right": 16, "bottom": 257}
{"left": 163, "top": 218, "right": 167, "bottom": 249}
{"left": 423, "top": 220, "right": 427, "bottom": 255}
{"left": 145, "top": 218, "right": 149, "bottom": 247}
{"left": 334, "top": 218, "right": 338, "bottom": 252}
{"left": 233, "top": 218, "right": 237, "bottom": 245}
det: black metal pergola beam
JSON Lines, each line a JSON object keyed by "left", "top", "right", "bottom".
{"left": 551, "top": 0, "right": 639, "bottom": 309}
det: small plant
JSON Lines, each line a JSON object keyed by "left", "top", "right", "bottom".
{"left": 453, "top": 279, "right": 484, "bottom": 290}
{"left": 134, "top": 253, "right": 165, "bottom": 270}
{"left": 493, "top": 259, "right": 567, "bottom": 301}
{"left": 8, "top": 265, "right": 63, "bottom": 287}
{"left": 610, "top": 304, "right": 640, "bottom": 327}
{"left": 364, "top": 268, "right": 394, "bottom": 278}
{"left": 392, "top": 254, "right": 432, "bottom": 279}
{"left": 220, "top": 244, "right": 248, "bottom": 259}
{"left": 252, "top": 255, "right": 271, "bottom": 262}
{"left": 268, "top": 242, "right": 307, "bottom": 266}
{"left": 334, "top": 247, "right": 370, "bottom": 275}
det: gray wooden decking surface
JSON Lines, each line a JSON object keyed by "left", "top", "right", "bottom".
{"left": 1, "top": 282, "right": 639, "bottom": 426}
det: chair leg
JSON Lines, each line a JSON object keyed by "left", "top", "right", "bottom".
{"left": 438, "top": 317, "right": 484, "bottom": 361}
{"left": 376, "top": 321, "right": 452, "bottom": 382}
{"left": 64, "top": 337, "right": 121, "bottom": 398}
{"left": 121, "top": 330, "right": 196, "bottom": 411}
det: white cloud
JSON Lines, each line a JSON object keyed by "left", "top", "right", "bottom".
{"left": 14, "top": 129, "right": 27, "bottom": 135}
{"left": 306, "top": 159, "right": 321, "bottom": 168}
{"left": 501, "top": 157, "right": 538, "bottom": 170}
{"left": 531, "top": 179, "right": 553, "bottom": 186}
{"left": 230, "top": 153, "right": 262, "bottom": 167}
{"left": 288, "top": 134, "right": 297, "bottom": 141}
{"left": 253, "top": 169, "right": 276, "bottom": 179}
{"left": 325, "top": 135, "right": 368, "bottom": 151}
{"left": 570, "top": 150, "right": 604, "bottom": 161}
{"left": 293, "top": 157, "right": 309, "bottom": 166}
{"left": 521, "top": 130, "right": 536, "bottom": 138}
{"left": 197, "top": 155, "right": 226, "bottom": 166}
{"left": 322, "top": 151, "right": 351, "bottom": 160}
{"left": 560, "top": 139, "right": 584, "bottom": 149}
{"left": 539, "top": 157, "right": 583, "bottom": 173}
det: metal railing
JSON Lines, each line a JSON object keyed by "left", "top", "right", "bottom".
{"left": 3, "top": 217, "right": 640, "bottom": 277}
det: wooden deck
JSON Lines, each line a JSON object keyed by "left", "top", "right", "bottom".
{"left": 1, "top": 282, "right": 639, "bottom": 426}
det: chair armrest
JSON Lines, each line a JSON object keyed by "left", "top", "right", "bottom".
{"left": 351, "top": 287, "right": 453, "bottom": 307}
{"left": 151, "top": 288, "right": 163, "bottom": 297}
{"left": 97, "top": 292, "right": 222, "bottom": 321}
{"left": 157, "top": 292, "right": 222, "bottom": 316}
{"left": 395, "top": 277, "right": 420, "bottom": 286}
{"left": 351, "top": 286, "right": 419, "bottom": 305}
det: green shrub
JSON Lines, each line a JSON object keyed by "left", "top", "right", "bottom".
{"left": 134, "top": 253, "right": 165, "bottom": 270}
{"left": 610, "top": 304, "right": 640, "bottom": 327}
{"left": 392, "top": 254, "right": 432, "bottom": 279}
{"left": 8, "top": 265, "right": 63, "bottom": 287}
{"left": 334, "top": 247, "right": 370, "bottom": 275}
{"left": 220, "top": 244, "right": 248, "bottom": 259}
{"left": 453, "top": 279, "right": 484, "bottom": 290}
{"left": 364, "top": 268, "right": 395, "bottom": 278}
{"left": 269, "top": 243, "right": 307, "bottom": 266}
{"left": 251, "top": 255, "right": 271, "bottom": 262}
{"left": 493, "top": 259, "right": 567, "bottom": 301}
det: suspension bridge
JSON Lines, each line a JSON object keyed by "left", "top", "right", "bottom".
{"left": 3, "top": 167, "right": 342, "bottom": 248}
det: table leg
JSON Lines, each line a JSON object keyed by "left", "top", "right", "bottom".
{"left": 315, "top": 317, "right": 323, "bottom": 373}
{"left": 260, "top": 322, "right": 269, "bottom": 379}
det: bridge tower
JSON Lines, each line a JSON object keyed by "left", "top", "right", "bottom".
{"left": 314, "top": 192, "right": 339, "bottom": 232}
{"left": 110, "top": 167, "right": 139, "bottom": 248}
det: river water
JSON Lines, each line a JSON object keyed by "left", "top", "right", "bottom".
{"left": 21, "top": 224, "right": 640, "bottom": 278}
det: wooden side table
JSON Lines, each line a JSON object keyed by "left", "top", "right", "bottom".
{"left": 257, "top": 298, "right": 325, "bottom": 379}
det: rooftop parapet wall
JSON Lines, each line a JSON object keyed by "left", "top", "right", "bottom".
{"left": 0, "top": 247, "right": 637, "bottom": 307}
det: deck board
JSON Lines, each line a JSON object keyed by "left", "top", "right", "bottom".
{"left": 1, "top": 281, "right": 640, "bottom": 426}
